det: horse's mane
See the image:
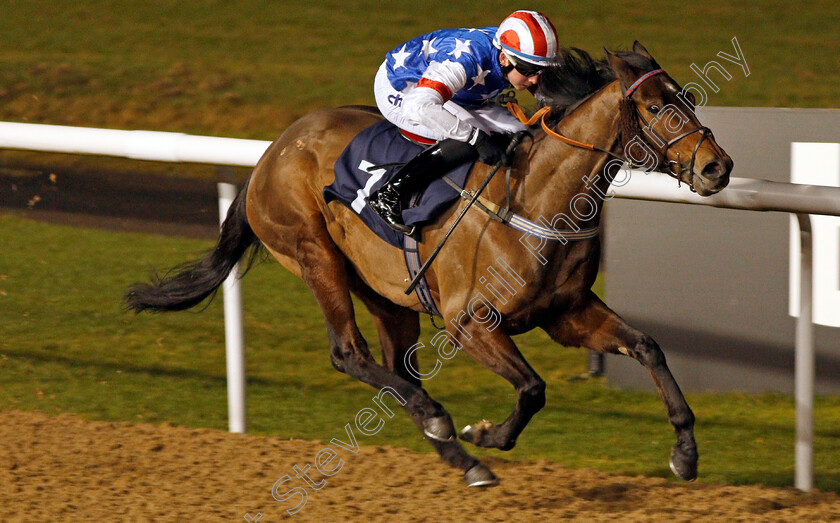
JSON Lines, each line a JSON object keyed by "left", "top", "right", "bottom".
{"left": 537, "top": 47, "right": 659, "bottom": 119}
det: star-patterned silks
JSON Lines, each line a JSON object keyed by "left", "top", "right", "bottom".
{"left": 384, "top": 26, "right": 509, "bottom": 107}
{"left": 470, "top": 64, "right": 490, "bottom": 88}
{"left": 421, "top": 38, "right": 438, "bottom": 60}
{"left": 479, "top": 89, "right": 501, "bottom": 101}
{"left": 449, "top": 38, "right": 471, "bottom": 59}
{"left": 392, "top": 44, "right": 411, "bottom": 70}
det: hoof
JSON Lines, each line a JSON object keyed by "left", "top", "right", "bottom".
{"left": 423, "top": 416, "right": 456, "bottom": 442}
{"left": 460, "top": 420, "right": 515, "bottom": 450}
{"left": 464, "top": 464, "right": 499, "bottom": 487}
{"left": 669, "top": 443, "right": 698, "bottom": 482}
{"left": 459, "top": 419, "right": 493, "bottom": 446}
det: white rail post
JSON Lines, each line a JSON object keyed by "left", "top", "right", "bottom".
{"left": 218, "top": 182, "right": 246, "bottom": 433}
{"left": 794, "top": 213, "right": 814, "bottom": 491}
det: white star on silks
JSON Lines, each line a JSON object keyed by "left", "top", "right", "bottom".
{"left": 470, "top": 64, "right": 490, "bottom": 88}
{"left": 449, "top": 38, "right": 472, "bottom": 59}
{"left": 421, "top": 38, "right": 438, "bottom": 59}
{"left": 392, "top": 44, "right": 411, "bottom": 70}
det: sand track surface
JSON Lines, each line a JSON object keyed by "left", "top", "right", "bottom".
{"left": 2, "top": 410, "right": 838, "bottom": 522}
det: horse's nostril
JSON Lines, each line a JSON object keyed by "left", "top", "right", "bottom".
{"left": 724, "top": 156, "right": 734, "bottom": 174}
{"left": 701, "top": 160, "right": 723, "bottom": 179}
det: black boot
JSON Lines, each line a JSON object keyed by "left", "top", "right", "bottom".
{"left": 368, "top": 139, "right": 478, "bottom": 234}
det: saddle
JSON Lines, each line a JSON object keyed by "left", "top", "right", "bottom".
{"left": 323, "top": 119, "right": 474, "bottom": 248}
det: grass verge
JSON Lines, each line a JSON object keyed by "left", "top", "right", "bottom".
{"left": 1, "top": 214, "right": 838, "bottom": 490}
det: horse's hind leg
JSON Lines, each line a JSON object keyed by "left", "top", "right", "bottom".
{"left": 292, "top": 221, "right": 463, "bottom": 444}
{"left": 347, "top": 274, "right": 498, "bottom": 486}
{"left": 541, "top": 290, "right": 698, "bottom": 481}
{"left": 345, "top": 272, "right": 423, "bottom": 386}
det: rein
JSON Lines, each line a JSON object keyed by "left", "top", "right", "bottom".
{"left": 506, "top": 69, "right": 712, "bottom": 190}
{"left": 506, "top": 103, "right": 620, "bottom": 159}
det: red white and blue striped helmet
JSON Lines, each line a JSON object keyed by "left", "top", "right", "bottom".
{"left": 493, "top": 10, "right": 558, "bottom": 65}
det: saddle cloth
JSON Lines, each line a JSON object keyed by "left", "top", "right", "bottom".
{"left": 324, "top": 119, "right": 474, "bottom": 248}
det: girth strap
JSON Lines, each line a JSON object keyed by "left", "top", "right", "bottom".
{"left": 403, "top": 234, "right": 443, "bottom": 318}
{"left": 403, "top": 191, "right": 443, "bottom": 318}
{"left": 441, "top": 175, "right": 599, "bottom": 242}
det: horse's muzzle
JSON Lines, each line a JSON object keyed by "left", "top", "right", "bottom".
{"left": 692, "top": 155, "right": 733, "bottom": 196}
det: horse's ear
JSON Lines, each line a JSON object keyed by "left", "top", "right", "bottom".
{"left": 606, "top": 49, "right": 633, "bottom": 79}
{"left": 606, "top": 50, "right": 637, "bottom": 93}
{"left": 633, "top": 41, "right": 653, "bottom": 59}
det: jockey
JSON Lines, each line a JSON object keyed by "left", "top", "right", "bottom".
{"left": 368, "top": 10, "right": 560, "bottom": 233}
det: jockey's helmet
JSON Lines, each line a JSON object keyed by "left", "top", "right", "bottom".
{"left": 493, "top": 10, "right": 558, "bottom": 67}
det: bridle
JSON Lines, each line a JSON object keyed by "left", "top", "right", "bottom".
{"left": 506, "top": 68, "right": 711, "bottom": 191}
{"left": 625, "top": 69, "right": 711, "bottom": 191}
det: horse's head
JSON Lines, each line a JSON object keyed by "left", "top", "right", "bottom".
{"left": 605, "top": 42, "right": 733, "bottom": 196}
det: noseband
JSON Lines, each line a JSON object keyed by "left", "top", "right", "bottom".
{"left": 625, "top": 69, "right": 711, "bottom": 191}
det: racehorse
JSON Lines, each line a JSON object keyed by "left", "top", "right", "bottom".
{"left": 125, "top": 42, "right": 733, "bottom": 487}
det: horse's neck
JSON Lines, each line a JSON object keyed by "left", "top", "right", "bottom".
{"left": 521, "top": 81, "right": 623, "bottom": 223}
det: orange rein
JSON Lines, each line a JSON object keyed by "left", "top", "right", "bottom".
{"left": 506, "top": 102, "right": 600, "bottom": 152}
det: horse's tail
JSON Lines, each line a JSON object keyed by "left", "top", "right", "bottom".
{"left": 124, "top": 178, "right": 261, "bottom": 313}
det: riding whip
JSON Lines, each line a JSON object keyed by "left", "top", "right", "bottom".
{"left": 405, "top": 131, "right": 527, "bottom": 295}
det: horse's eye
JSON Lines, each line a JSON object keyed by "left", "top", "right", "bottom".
{"left": 648, "top": 104, "right": 661, "bottom": 114}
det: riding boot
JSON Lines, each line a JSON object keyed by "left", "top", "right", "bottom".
{"left": 368, "top": 139, "right": 478, "bottom": 234}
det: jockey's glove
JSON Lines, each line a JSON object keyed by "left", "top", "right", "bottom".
{"left": 468, "top": 129, "right": 510, "bottom": 166}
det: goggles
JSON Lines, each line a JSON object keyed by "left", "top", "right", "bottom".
{"left": 507, "top": 55, "right": 547, "bottom": 77}
{"left": 504, "top": 52, "right": 551, "bottom": 78}
{"left": 511, "top": 60, "right": 545, "bottom": 77}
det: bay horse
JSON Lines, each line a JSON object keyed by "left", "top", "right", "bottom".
{"left": 126, "top": 42, "right": 733, "bottom": 487}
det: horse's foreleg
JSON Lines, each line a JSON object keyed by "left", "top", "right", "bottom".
{"left": 541, "top": 290, "right": 698, "bottom": 481}
{"left": 449, "top": 318, "right": 546, "bottom": 452}
{"left": 347, "top": 275, "right": 496, "bottom": 486}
